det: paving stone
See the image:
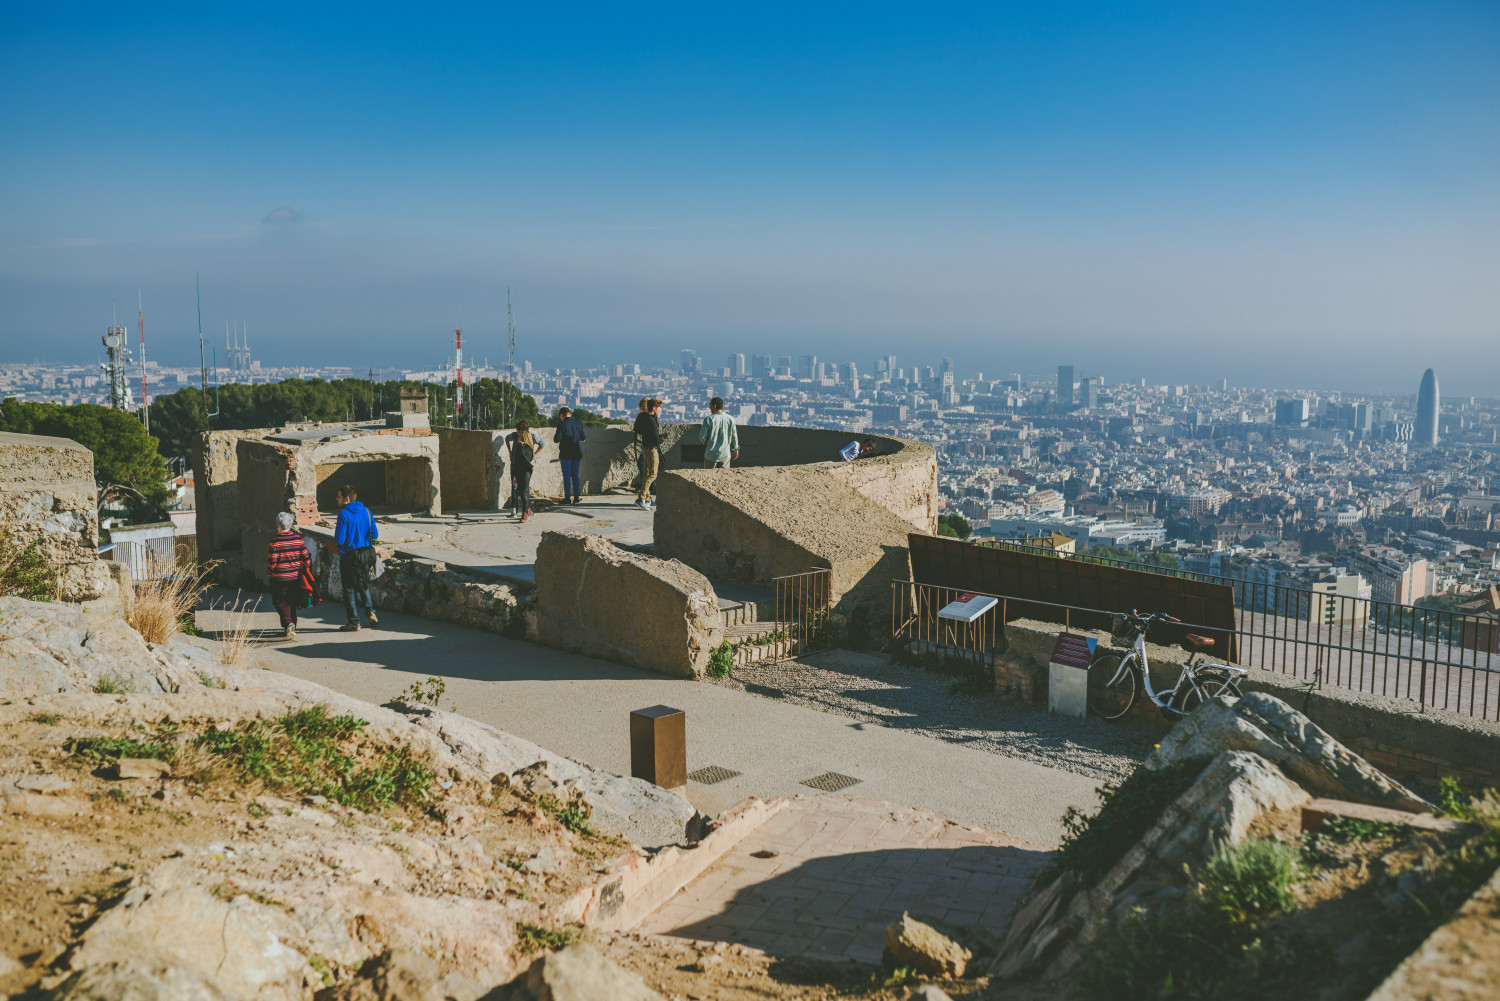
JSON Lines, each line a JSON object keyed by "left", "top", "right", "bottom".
{"left": 638, "top": 794, "right": 1046, "bottom": 964}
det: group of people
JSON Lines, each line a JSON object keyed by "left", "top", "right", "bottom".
{"left": 263, "top": 483, "right": 380, "bottom": 640}
{"left": 263, "top": 399, "right": 775, "bottom": 635}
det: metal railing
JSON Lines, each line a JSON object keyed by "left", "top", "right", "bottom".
{"left": 891, "top": 576, "right": 1500, "bottom": 721}
{"left": 889, "top": 581, "right": 1002, "bottom": 678}
{"left": 769, "top": 568, "right": 832, "bottom": 663}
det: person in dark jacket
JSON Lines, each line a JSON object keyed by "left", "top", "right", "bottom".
{"left": 333, "top": 485, "right": 379, "bottom": 631}
{"left": 553, "top": 407, "right": 587, "bottom": 504}
{"left": 265, "top": 510, "right": 310, "bottom": 641}
{"left": 506, "top": 421, "right": 542, "bottom": 522}
{"left": 633, "top": 398, "right": 662, "bottom": 510}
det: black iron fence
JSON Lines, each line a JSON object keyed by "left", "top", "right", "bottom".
{"left": 770, "top": 568, "right": 832, "bottom": 663}
{"left": 891, "top": 564, "right": 1500, "bottom": 721}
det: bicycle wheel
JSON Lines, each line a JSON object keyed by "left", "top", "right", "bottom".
{"left": 1172, "top": 668, "right": 1242, "bottom": 715}
{"left": 1088, "top": 651, "right": 1137, "bottom": 720}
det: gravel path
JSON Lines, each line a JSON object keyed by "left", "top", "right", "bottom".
{"left": 711, "top": 649, "right": 1161, "bottom": 782}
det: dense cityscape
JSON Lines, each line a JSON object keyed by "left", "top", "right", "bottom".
{"left": 5, "top": 340, "right": 1498, "bottom": 616}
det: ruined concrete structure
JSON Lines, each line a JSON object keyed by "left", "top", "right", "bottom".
{"left": 0, "top": 431, "right": 112, "bottom": 601}
{"left": 534, "top": 531, "right": 723, "bottom": 679}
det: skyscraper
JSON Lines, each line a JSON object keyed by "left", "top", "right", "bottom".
{"left": 1415, "top": 369, "right": 1440, "bottom": 446}
{"left": 728, "top": 353, "right": 746, "bottom": 378}
{"left": 1057, "top": 365, "right": 1075, "bottom": 407}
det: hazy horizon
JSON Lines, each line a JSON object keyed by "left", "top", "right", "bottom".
{"left": 3, "top": 3, "right": 1497, "bottom": 394}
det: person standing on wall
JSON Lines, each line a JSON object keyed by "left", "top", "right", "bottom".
{"left": 506, "top": 420, "right": 542, "bottom": 523}
{"left": 266, "top": 510, "right": 310, "bottom": 641}
{"left": 698, "top": 396, "right": 740, "bottom": 469}
{"left": 334, "top": 484, "right": 379, "bottom": 632}
{"left": 634, "top": 398, "right": 663, "bottom": 510}
{"left": 553, "top": 407, "right": 587, "bottom": 505}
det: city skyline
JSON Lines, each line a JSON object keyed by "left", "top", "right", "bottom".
{"left": 2, "top": 3, "right": 1498, "bottom": 393}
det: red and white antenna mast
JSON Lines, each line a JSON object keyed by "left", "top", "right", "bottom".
{"left": 454, "top": 328, "right": 464, "bottom": 426}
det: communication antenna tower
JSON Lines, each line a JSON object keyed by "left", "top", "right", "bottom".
{"left": 102, "top": 303, "right": 133, "bottom": 411}
{"left": 504, "top": 288, "right": 516, "bottom": 429}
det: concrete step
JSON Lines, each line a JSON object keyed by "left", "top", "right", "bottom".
{"left": 711, "top": 579, "right": 774, "bottom": 629}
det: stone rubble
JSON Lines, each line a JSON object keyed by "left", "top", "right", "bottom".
{"left": 882, "top": 912, "right": 971, "bottom": 979}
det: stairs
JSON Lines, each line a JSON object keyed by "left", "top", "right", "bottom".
{"left": 709, "top": 579, "right": 788, "bottom": 668}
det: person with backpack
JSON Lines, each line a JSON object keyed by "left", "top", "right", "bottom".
{"left": 552, "top": 407, "right": 587, "bottom": 504}
{"left": 506, "top": 420, "right": 542, "bottom": 522}
{"left": 334, "top": 484, "right": 379, "bottom": 631}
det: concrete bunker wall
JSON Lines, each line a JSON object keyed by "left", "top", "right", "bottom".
{"left": 653, "top": 465, "right": 915, "bottom": 612}
{"left": 436, "top": 426, "right": 501, "bottom": 511}
{"left": 191, "top": 429, "right": 274, "bottom": 557}
{"left": 238, "top": 430, "right": 440, "bottom": 584}
{"left": 0, "top": 431, "right": 112, "bottom": 601}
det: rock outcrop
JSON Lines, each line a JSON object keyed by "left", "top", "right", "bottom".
{"left": 496, "top": 943, "right": 664, "bottom": 1001}
{"left": 993, "top": 692, "right": 1436, "bottom": 983}
{"left": 0, "top": 594, "right": 699, "bottom": 999}
{"left": 533, "top": 531, "right": 722, "bottom": 679}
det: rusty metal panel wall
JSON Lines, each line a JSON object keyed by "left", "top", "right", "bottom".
{"left": 908, "top": 534, "right": 1240, "bottom": 661}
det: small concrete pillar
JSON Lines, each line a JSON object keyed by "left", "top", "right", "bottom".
{"left": 630, "top": 705, "right": 686, "bottom": 791}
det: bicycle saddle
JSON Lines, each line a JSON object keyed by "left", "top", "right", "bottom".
{"left": 1184, "top": 633, "right": 1215, "bottom": 649}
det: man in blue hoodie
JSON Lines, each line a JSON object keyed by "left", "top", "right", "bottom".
{"left": 334, "top": 484, "right": 380, "bottom": 631}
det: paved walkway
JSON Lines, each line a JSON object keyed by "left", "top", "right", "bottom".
{"left": 639, "top": 796, "right": 1047, "bottom": 964}
{"left": 378, "top": 492, "right": 654, "bottom": 584}
{"left": 196, "top": 597, "right": 1105, "bottom": 847}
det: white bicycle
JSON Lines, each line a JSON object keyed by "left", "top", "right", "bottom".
{"left": 1087, "top": 610, "right": 1247, "bottom": 720}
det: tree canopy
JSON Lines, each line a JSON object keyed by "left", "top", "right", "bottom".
{"left": 147, "top": 377, "right": 540, "bottom": 459}
{"left": 0, "top": 400, "right": 174, "bottom": 520}
{"left": 938, "top": 512, "right": 973, "bottom": 540}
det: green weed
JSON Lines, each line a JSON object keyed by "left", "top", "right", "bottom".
{"left": 706, "top": 642, "right": 734, "bottom": 679}
{"left": 307, "top": 954, "right": 336, "bottom": 988}
{"left": 1200, "top": 838, "right": 1301, "bottom": 919}
{"left": 1315, "top": 815, "right": 1404, "bottom": 844}
{"left": 92, "top": 672, "right": 131, "bottom": 694}
{"left": 517, "top": 923, "right": 576, "bottom": 953}
{"left": 30, "top": 712, "right": 62, "bottom": 724}
{"left": 0, "top": 531, "right": 58, "bottom": 601}
{"left": 66, "top": 734, "right": 176, "bottom": 763}
{"left": 246, "top": 802, "right": 267, "bottom": 819}
{"left": 197, "top": 670, "right": 226, "bottom": 689}
{"left": 195, "top": 705, "right": 435, "bottom": 812}
{"left": 389, "top": 675, "right": 448, "bottom": 709}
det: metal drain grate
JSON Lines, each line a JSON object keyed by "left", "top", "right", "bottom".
{"left": 688, "top": 765, "right": 742, "bottom": 785}
{"left": 800, "top": 771, "right": 861, "bottom": 792}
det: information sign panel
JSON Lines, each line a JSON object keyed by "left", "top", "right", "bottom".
{"left": 1048, "top": 633, "right": 1097, "bottom": 719}
{"left": 937, "top": 592, "right": 999, "bottom": 623}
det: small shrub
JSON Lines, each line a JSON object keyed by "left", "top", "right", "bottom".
{"left": 1200, "top": 837, "right": 1301, "bottom": 919}
{"left": 30, "top": 712, "right": 62, "bottom": 725}
{"left": 517, "top": 923, "right": 576, "bottom": 953}
{"left": 1437, "top": 776, "right": 1475, "bottom": 819}
{"left": 706, "top": 642, "right": 733, "bottom": 679}
{"left": 198, "top": 671, "right": 226, "bottom": 689}
{"left": 0, "top": 531, "right": 58, "bottom": 601}
{"left": 212, "top": 592, "right": 258, "bottom": 670}
{"left": 1047, "top": 757, "right": 1209, "bottom": 885}
{"left": 246, "top": 802, "right": 267, "bottom": 818}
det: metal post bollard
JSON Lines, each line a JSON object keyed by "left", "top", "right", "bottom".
{"left": 630, "top": 705, "right": 686, "bottom": 792}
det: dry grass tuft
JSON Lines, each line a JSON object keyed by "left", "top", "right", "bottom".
{"left": 129, "top": 557, "right": 218, "bottom": 645}
{"left": 213, "top": 592, "right": 259, "bottom": 670}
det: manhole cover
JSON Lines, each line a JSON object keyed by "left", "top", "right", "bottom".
{"left": 688, "top": 765, "right": 742, "bottom": 785}
{"left": 800, "top": 771, "right": 861, "bottom": 792}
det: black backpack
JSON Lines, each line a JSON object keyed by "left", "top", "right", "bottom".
{"left": 512, "top": 440, "right": 535, "bottom": 471}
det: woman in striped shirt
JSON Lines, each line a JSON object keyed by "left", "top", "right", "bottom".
{"left": 266, "top": 511, "right": 311, "bottom": 641}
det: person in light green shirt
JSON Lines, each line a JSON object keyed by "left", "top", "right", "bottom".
{"left": 698, "top": 397, "right": 740, "bottom": 468}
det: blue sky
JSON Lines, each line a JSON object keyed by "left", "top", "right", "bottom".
{"left": 2, "top": 2, "right": 1497, "bottom": 393}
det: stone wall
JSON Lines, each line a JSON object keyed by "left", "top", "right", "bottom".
{"left": 992, "top": 616, "right": 1500, "bottom": 790}
{"left": 367, "top": 554, "right": 531, "bottom": 636}
{"left": 436, "top": 426, "right": 503, "bottom": 510}
{"left": 653, "top": 465, "right": 915, "bottom": 612}
{"left": 0, "top": 431, "right": 112, "bottom": 601}
{"left": 533, "top": 530, "right": 722, "bottom": 679}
